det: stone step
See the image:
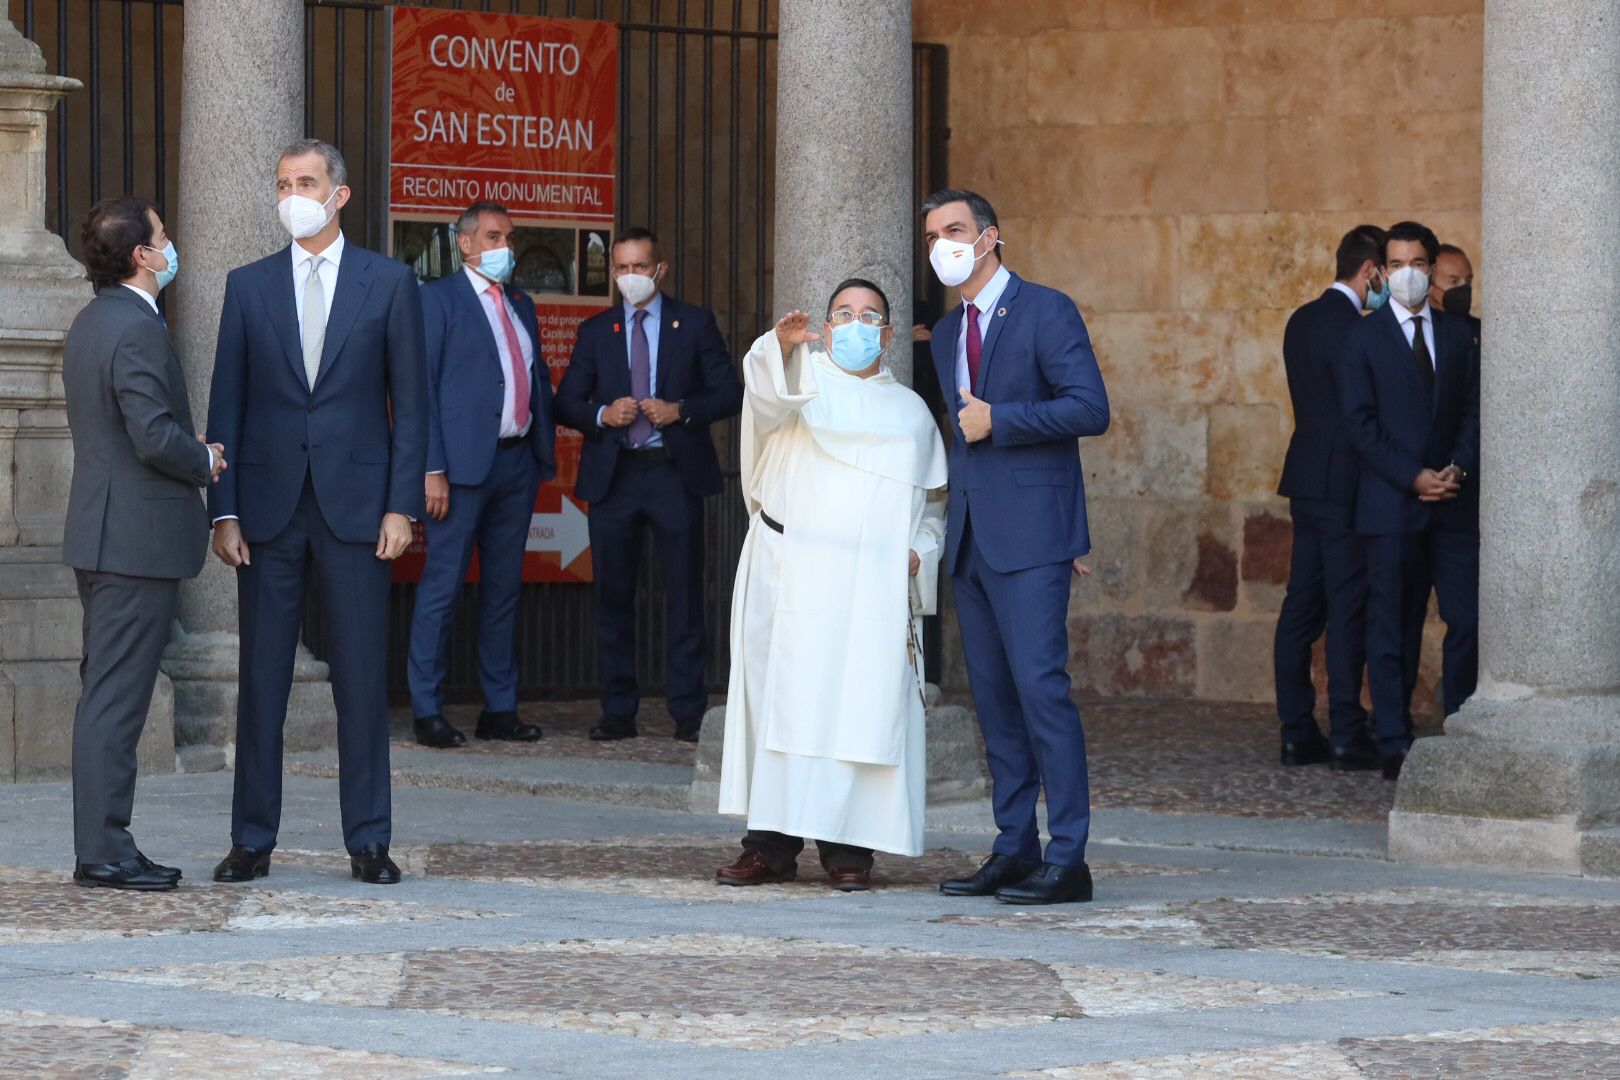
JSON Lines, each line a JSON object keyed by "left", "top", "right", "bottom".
{"left": 1579, "top": 826, "right": 1620, "bottom": 878}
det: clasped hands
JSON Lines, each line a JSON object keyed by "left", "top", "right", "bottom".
{"left": 1413, "top": 464, "right": 1465, "bottom": 503}
{"left": 602, "top": 396, "right": 681, "bottom": 429}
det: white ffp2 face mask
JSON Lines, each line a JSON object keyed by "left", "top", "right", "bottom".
{"left": 1388, "top": 265, "right": 1431, "bottom": 309}
{"left": 616, "top": 270, "right": 660, "bottom": 306}
{"left": 930, "top": 228, "right": 997, "bottom": 288}
{"left": 278, "top": 188, "right": 340, "bottom": 240}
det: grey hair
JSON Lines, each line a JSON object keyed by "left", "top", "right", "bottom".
{"left": 456, "top": 201, "right": 510, "bottom": 235}
{"left": 278, "top": 138, "right": 347, "bottom": 187}
{"left": 920, "top": 187, "right": 999, "bottom": 234}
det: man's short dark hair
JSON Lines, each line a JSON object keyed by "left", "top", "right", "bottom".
{"left": 456, "top": 201, "right": 509, "bottom": 236}
{"left": 920, "top": 188, "right": 999, "bottom": 234}
{"left": 1385, "top": 220, "right": 1440, "bottom": 264}
{"left": 826, "top": 277, "right": 891, "bottom": 321}
{"left": 612, "top": 226, "right": 660, "bottom": 260}
{"left": 1436, "top": 242, "right": 1471, "bottom": 264}
{"left": 1334, "top": 224, "right": 1387, "bottom": 280}
{"left": 81, "top": 196, "right": 158, "bottom": 291}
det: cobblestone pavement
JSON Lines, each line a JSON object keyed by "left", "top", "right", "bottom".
{"left": 0, "top": 698, "right": 1612, "bottom": 1078}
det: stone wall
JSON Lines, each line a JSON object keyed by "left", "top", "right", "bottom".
{"left": 914, "top": 0, "right": 1484, "bottom": 708}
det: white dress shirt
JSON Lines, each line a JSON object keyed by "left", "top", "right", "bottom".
{"left": 597, "top": 292, "right": 665, "bottom": 448}
{"left": 463, "top": 265, "right": 535, "bottom": 439}
{"left": 955, "top": 263, "right": 1012, "bottom": 396}
{"left": 1330, "top": 281, "right": 1362, "bottom": 311}
{"left": 121, "top": 282, "right": 159, "bottom": 313}
{"left": 292, "top": 231, "right": 345, "bottom": 351}
{"left": 1392, "top": 298, "right": 1438, "bottom": 369}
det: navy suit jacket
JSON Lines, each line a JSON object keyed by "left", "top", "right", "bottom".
{"left": 207, "top": 241, "right": 429, "bottom": 543}
{"left": 1335, "top": 303, "right": 1479, "bottom": 536}
{"left": 1278, "top": 287, "right": 1365, "bottom": 507}
{"left": 554, "top": 295, "right": 742, "bottom": 503}
{"left": 421, "top": 271, "right": 556, "bottom": 487}
{"left": 930, "top": 272, "right": 1111, "bottom": 574}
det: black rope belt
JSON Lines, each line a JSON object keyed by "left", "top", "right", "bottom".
{"left": 760, "top": 510, "right": 785, "bottom": 534}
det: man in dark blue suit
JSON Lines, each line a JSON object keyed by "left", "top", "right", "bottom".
{"left": 922, "top": 190, "right": 1110, "bottom": 906}
{"left": 554, "top": 228, "right": 742, "bottom": 742}
{"left": 1272, "top": 225, "right": 1386, "bottom": 771}
{"left": 407, "top": 202, "right": 555, "bottom": 749}
{"left": 1336, "top": 220, "right": 1479, "bottom": 781}
{"left": 207, "top": 140, "right": 427, "bottom": 885}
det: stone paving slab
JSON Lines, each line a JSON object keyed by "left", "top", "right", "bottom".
{"left": 94, "top": 933, "right": 1371, "bottom": 1051}
{"left": 938, "top": 886, "right": 1620, "bottom": 978}
{"left": 0, "top": 1008, "right": 502, "bottom": 1077}
{"left": 0, "top": 865, "right": 503, "bottom": 946}
{"left": 275, "top": 836, "right": 1215, "bottom": 903}
{"left": 1012, "top": 1015, "right": 1620, "bottom": 1079}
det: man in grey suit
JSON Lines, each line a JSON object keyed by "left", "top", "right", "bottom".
{"left": 63, "top": 196, "right": 225, "bottom": 890}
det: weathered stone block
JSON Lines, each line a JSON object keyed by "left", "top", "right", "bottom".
{"left": 1139, "top": 500, "right": 1238, "bottom": 612}
{"left": 1069, "top": 613, "right": 1197, "bottom": 696}
{"left": 1084, "top": 403, "right": 1207, "bottom": 500}
{"left": 1020, "top": 215, "right": 1180, "bottom": 314}
{"left": 1071, "top": 495, "right": 1145, "bottom": 609}
{"left": 1266, "top": 111, "right": 1482, "bottom": 213}
{"left": 8, "top": 659, "right": 174, "bottom": 781}
{"left": 1209, "top": 402, "right": 1287, "bottom": 501}
{"left": 1028, "top": 27, "right": 1224, "bottom": 127}
{"left": 1194, "top": 614, "right": 1275, "bottom": 703}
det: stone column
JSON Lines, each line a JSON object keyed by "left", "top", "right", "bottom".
{"left": 164, "top": 0, "right": 335, "bottom": 765}
{"left": 772, "top": 0, "right": 914, "bottom": 383}
{"left": 1389, "top": 0, "right": 1620, "bottom": 876}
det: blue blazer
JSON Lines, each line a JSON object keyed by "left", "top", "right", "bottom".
{"left": 1335, "top": 303, "right": 1479, "bottom": 536}
{"left": 554, "top": 295, "right": 742, "bottom": 503}
{"left": 1278, "top": 288, "right": 1365, "bottom": 507}
{"left": 421, "top": 271, "right": 556, "bottom": 487}
{"left": 930, "top": 272, "right": 1111, "bottom": 574}
{"left": 207, "top": 242, "right": 429, "bottom": 543}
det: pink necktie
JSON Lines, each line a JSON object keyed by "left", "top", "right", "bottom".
{"left": 488, "top": 282, "right": 530, "bottom": 431}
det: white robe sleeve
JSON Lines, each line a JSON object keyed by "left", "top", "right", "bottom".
{"left": 909, "top": 487, "right": 947, "bottom": 618}
{"left": 744, "top": 329, "right": 818, "bottom": 433}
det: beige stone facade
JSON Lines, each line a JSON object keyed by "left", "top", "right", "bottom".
{"left": 915, "top": 0, "right": 1484, "bottom": 707}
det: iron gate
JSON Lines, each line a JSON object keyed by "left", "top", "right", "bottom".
{"left": 13, "top": 0, "right": 949, "bottom": 700}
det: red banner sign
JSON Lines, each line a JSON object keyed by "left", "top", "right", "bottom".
{"left": 389, "top": 7, "right": 617, "bottom": 220}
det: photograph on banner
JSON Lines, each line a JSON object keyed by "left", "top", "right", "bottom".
{"left": 386, "top": 6, "right": 617, "bottom": 586}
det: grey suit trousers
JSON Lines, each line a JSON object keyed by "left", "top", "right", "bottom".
{"left": 72, "top": 569, "right": 177, "bottom": 864}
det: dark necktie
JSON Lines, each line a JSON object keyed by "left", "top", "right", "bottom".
{"left": 966, "top": 305, "right": 983, "bottom": 389}
{"left": 628, "top": 309, "right": 654, "bottom": 447}
{"left": 1412, "top": 315, "right": 1435, "bottom": 395}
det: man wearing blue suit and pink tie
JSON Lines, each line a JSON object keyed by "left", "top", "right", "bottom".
{"left": 408, "top": 202, "right": 556, "bottom": 750}
{"left": 207, "top": 139, "right": 427, "bottom": 886}
{"left": 924, "top": 189, "right": 1110, "bottom": 906}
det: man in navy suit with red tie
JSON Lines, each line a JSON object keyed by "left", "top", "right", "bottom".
{"left": 1336, "top": 220, "right": 1480, "bottom": 780}
{"left": 922, "top": 189, "right": 1111, "bottom": 906}
{"left": 555, "top": 228, "right": 742, "bottom": 742}
{"left": 408, "top": 202, "right": 556, "bottom": 749}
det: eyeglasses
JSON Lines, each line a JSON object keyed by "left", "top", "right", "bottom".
{"left": 828, "top": 309, "right": 889, "bottom": 327}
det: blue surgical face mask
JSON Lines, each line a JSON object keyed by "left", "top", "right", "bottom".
{"left": 143, "top": 241, "right": 178, "bottom": 291}
{"left": 1365, "top": 270, "right": 1389, "bottom": 312}
{"left": 828, "top": 320, "right": 884, "bottom": 372}
{"left": 473, "top": 245, "right": 514, "bottom": 283}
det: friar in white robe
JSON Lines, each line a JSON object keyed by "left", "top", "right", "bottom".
{"left": 715, "top": 279, "right": 947, "bottom": 891}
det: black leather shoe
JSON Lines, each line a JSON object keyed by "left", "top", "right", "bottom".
{"left": 1381, "top": 753, "right": 1406, "bottom": 781}
{"left": 75, "top": 857, "right": 179, "bottom": 891}
{"left": 414, "top": 713, "right": 467, "bottom": 748}
{"left": 589, "top": 717, "right": 639, "bottom": 741}
{"left": 1331, "top": 741, "right": 1381, "bottom": 772}
{"left": 1280, "top": 736, "right": 1332, "bottom": 766}
{"left": 475, "top": 710, "right": 542, "bottom": 742}
{"left": 134, "top": 851, "right": 181, "bottom": 882}
{"left": 350, "top": 843, "right": 401, "bottom": 885}
{"left": 995, "top": 862, "right": 1094, "bottom": 905}
{"left": 212, "top": 845, "right": 271, "bottom": 883}
{"left": 673, "top": 718, "right": 703, "bottom": 743}
{"left": 939, "top": 853, "right": 1042, "bottom": 897}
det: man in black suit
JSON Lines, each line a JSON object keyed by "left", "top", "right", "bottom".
{"left": 63, "top": 197, "right": 225, "bottom": 889}
{"left": 1273, "top": 225, "right": 1385, "bottom": 771}
{"left": 207, "top": 139, "right": 427, "bottom": 884}
{"left": 554, "top": 228, "right": 742, "bottom": 742}
{"left": 1336, "top": 220, "right": 1480, "bottom": 780}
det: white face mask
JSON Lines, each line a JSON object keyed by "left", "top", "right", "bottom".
{"left": 1387, "top": 264, "right": 1431, "bottom": 310}
{"left": 616, "top": 269, "right": 660, "bottom": 306}
{"left": 930, "top": 228, "right": 997, "bottom": 288}
{"left": 278, "top": 188, "right": 340, "bottom": 240}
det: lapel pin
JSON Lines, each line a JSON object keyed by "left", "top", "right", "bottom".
{"left": 997, "top": 307, "right": 1008, "bottom": 318}
{"left": 672, "top": 319, "right": 681, "bottom": 330}
{"left": 613, "top": 322, "right": 621, "bottom": 333}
